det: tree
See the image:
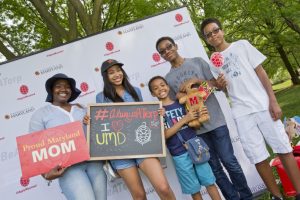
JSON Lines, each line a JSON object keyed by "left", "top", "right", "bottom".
{"left": 273, "top": 0, "right": 300, "bottom": 35}
{"left": 183, "top": 0, "right": 300, "bottom": 85}
{"left": 1, "top": 0, "right": 299, "bottom": 85}
{"left": 0, "top": 0, "right": 179, "bottom": 62}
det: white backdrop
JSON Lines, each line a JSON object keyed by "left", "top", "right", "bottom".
{"left": 0, "top": 7, "right": 266, "bottom": 200}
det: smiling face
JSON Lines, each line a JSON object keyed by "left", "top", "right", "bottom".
{"left": 107, "top": 65, "right": 124, "bottom": 86}
{"left": 150, "top": 78, "right": 170, "bottom": 100}
{"left": 157, "top": 39, "right": 179, "bottom": 62}
{"left": 52, "top": 79, "right": 72, "bottom": 105}
{"left": 203, "top": 22, "right": 225, "bottom": 49}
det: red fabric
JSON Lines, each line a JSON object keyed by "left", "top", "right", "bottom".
{"left": 270, "top": 149, "right": 300, "bottom": 197}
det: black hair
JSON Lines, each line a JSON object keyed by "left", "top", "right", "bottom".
{"left": 102, "top": 67, "right": 141, "bottom": 102}
{"left": 155, "top": 36, "right": 175, "bottom": 52}
{"left": 148, "top": 75, "right": 168, "bottom": 93}
{"left": 200, "top": 18, "right": 223, "bottom": 37}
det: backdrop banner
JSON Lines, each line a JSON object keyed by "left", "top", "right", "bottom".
{"left": 0, "top": 7, "right": 266, "bottom": 200}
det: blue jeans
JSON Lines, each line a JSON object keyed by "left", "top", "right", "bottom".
{"left": 199, "top": 125, "right": 252, "bottom": 200}
{"left": 110, "top": 158, "right": 145, "bottom": 170}
{"left": 59, "top": 161, "right": 107, "bottom": 200}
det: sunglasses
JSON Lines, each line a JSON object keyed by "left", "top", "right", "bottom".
{"left": 204, "top": 27, "right": 221, "bottom": 39}
{"left": 158, "top": 43, "right": 174, "bottom": 55}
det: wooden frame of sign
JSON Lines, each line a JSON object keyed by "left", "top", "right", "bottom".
{"left": 87, "top": 101, "right": 166, "bottom": 160}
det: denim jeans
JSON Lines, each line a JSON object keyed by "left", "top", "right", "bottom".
{"left": 199, "top": 125, "right": 252, "bottom": 200}
{"left": 59, "top": 161, "right": 107, "bottom": 200}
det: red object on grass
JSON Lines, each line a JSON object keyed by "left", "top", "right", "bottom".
{"left": 294, "top": 145, "right": 300, "bottom": 156}
{"left": 270, "top": 146, "right": 300, "bottom": 197}
{"left": 210, "top": 52, "right": 224, "bottom": 68}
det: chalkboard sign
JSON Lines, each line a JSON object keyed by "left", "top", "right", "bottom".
{"left": 87, "top": 102, "right": 166, "bottom": 160}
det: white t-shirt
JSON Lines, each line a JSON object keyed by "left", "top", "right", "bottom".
{"left": 211, "top": 40, "right": 268, "bottom": 119}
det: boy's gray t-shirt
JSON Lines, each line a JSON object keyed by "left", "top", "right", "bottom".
{"left": 165, "top": 57, "right": 226, "bottom": 134}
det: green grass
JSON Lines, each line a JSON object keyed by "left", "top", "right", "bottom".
{"left": 273, "top": 80, "right": 292, "bottom": 91}
{"left": 275, "top": 84, "right": 300, "bottom": 119}
{"left": 256, "top": 80, "right": 300, "bottom": 200}
{"left": 275, "top": 82, "right": 300, "bottom": 146}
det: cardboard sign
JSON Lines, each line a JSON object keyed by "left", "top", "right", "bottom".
{"left": 87, "top": 101, "right": 166, "bottom": 160}
{"left": 16, "top": 121, "right": 90, "bottom": 178}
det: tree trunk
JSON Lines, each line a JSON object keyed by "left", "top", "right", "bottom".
{"left": 276, "top": 45, "right": 300, "bottom": 85}
{"left": 291, "top": 52, "right": 300, "bottom": 76}
{"left": 282, "top": 17, "right": 300, "bottom": 35}
{"left": 0, "top": 40, "right": 17, "bottom": 60}
{"left": 29, "top": 0, "right": 68, "bottom": 39}
{"left": 273, "top": 0, "right": 300, "bottom": 35}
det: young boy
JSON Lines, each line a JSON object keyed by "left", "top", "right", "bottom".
{"left": 200, "top": 17, "right": 300, "bottom": 200}
{"left": 148, "top": 75, "right": 221, "bottom": 200}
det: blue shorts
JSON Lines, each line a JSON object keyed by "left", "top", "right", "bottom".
{"left": 173, "top": 152, "right": 216, "bottom": 194}
{"left": 110, "top": 158, "right": 145, "bottom": 170}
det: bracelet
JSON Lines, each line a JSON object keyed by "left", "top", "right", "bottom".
{"left": 47, "top": 180, "right": 52, "bottom": 186}
{"left": 42, "top": 174, "right": 52, "bottom": 186}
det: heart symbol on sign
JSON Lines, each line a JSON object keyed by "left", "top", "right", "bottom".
{"left": 111, "top": 120, "right": 124, "bottom": 132}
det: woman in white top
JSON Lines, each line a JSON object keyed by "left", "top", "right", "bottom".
{"left": 29, "top": 73, "right": 107, "bottom": 200}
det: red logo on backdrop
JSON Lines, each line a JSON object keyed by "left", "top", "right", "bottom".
{"left": 173, "top": 13, "right": 189, "bottom": 27}
{"left": 19, "top": 85, "right": 29, "bottom": 95}
{"left": 20, "top": 177, "right": 30, "bottom": 187}
{"left": 80, "top": 82, "right": 89, "bottom": 92}
{"left": 17, "top": 85, "right": 36, "bottom": 100}
{"left": 150, "top": 52, "right": 167, "bottom": 67}
{"left": 152, "top": 53, "right": 161, "bottom": 62}
{"left": 175, "top": 14, "right": 183, "bottom": 22}
{"left": 104, "top": 41, "right": 120, "bottom": 56}
{"left": 105, "top": 42, "right": 114, "bottom": 51}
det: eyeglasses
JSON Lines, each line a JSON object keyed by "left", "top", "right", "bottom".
{"left": 204, "top": 27, "right": 221, "bottom": 39}
{"left": 158, "top": 43, "right": 174, "bottom": 55}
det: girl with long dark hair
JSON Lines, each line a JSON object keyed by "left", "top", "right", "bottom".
{"left": 96, "top": 59, "right": 175, "bottom": 200}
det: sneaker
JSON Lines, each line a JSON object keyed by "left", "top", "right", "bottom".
{"left": 271, "top": 196, "right": 283, "bottom": 200}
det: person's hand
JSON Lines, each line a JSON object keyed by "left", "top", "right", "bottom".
{"left": 215, "top": 73, "right": 227, "bottom": 90}
{"left": 269, "top": 99, "right": 282, "bottom": 121}
{"left": 158, "top": 108, "right": 166, "bottom": 116}
{"left": 42, "top": 165, "right": 66, "bottom": 180}
{"left": 83, "top": 115, "right": 90, "bottom": 125}
{"left": 200, "top": 106, "right": 208, "bottom": 116}
{"left": 184, "top": 109, "right": 199, "bottom": 123}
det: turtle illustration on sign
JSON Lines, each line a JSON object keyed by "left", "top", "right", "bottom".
{"left": 135, "top": 122, "right": 151, "bottom": 146}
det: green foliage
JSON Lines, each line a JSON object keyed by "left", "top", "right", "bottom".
{"left": 182, "top": 0, "right": 300, "bottom": 84}
{"left": 0, "top": 0, "right": 49, "bottom": 56}
{"left": 1, "top": 0, "right": 300, "bottom": 85}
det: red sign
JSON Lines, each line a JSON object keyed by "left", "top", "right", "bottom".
{"left": 16, "top": 121, "right": 90, "bottom": 178}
